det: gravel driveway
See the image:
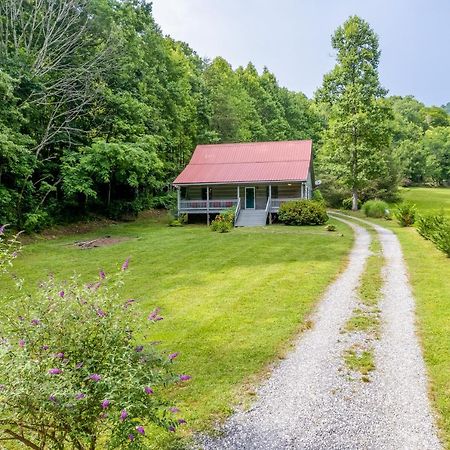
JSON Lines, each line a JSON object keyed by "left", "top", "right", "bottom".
{"left": 197, "top": 215, "right": 442, "bottom": 450}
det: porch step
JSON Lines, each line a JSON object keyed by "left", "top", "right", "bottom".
{"left": 235, "top": 210, "right": 268, "bottom": 227}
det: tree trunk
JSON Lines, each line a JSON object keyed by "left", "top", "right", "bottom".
{"left": 351, "top": 189, "right": 359, "bottom": 211}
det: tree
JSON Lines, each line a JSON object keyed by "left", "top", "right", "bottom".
{"left": 316, "top": 16, "right": 393, "bottom": 210}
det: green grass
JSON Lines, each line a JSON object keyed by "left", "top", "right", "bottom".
{"left": 344, "top": 347, "right": 375, "bottom": 376}
{"left": 396, "top": 187, "right": 450, "bottom": 217}
{"left": 1, "top": 215, "right": 353, "bottom": 441}
{"left": 344, "top": 311, "right": 379, "bottom": 334}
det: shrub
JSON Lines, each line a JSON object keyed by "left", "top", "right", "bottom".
{"left": 312, "top": 189, "right": 325, "bottom": 205}
{"left": 362, "top": 200, "right": 389, "bottom": 219}
{"left": 23, "top": 211, "right": 52, "bottom": 233}
{"left": 342, "top": 197, "right": 362, "bottom": 210}
{"left": 210, "top": 208, "right": 235, "bottom": 233}
{"left": 0, "top": 251, "right": 187, "bottom": 448}
{"left": 395, "top": 202, "right": 417, "bottom": 227}
{"left": 325, "top": 224, "right": 336, "bottom": 232}
{"left": 416, "top": 213, "right": 450, "bottom": 257}
{"left": 278, "top": 200, "right": 328, "bottom": 226}
{"left": 168, "top": 213, "right": 187, "bottom": 227}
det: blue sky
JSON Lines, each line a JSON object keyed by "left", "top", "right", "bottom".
{"left": 151, "top": 0, "right": 449, "bottom": 106}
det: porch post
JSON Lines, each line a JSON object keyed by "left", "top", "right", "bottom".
{"left": 206, "top": 185, "right": 210, "bottom": 226}
{"left": 237, "top": 185, "right": 240, "bottom": 202}
{"left": 269, "top": 185, "right": 272, "bottom": 224}
{"left": 177, "top": 187, "right": 181, "bottom": 217}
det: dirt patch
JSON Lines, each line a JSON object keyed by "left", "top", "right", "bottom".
{"left": 74, "top": 236, "right": 129, "bottom": 249}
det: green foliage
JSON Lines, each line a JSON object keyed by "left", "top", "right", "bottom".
{"left": 362, "top": 200, "right": 389, "bottom": 218}
{"left": 312, "top": 189, "right": 325, "bottom": 204}
{"left": 342, "top": 197, "right": 362, "bottom": 210}
{"left": 0, "top": 260, "right": 184, "bottom": 448}
{"left": 210, "top": 208, "right": 235, "bottom": 233}
{"left": 416, "top": 213, "right": 450, "bottom": 257}
{"left": 316, "top": 16, "right": 394, "bottom": 209}
{"left": 325, "top": 224, "right": 336, "bottom": 232}
{"left": 278, "top": 200, "right": 328, "bottom": 226}
{"left": 395, "top": 202, "right": 417, "bottom": 227}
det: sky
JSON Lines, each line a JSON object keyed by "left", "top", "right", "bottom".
{"left": 151, "top": 0, "right": 449, "bottom": 107}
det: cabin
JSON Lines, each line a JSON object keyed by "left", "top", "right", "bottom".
{"left": 173, "top": 140, "right": 314, "bottom": 227}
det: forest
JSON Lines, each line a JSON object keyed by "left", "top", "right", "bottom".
{"left": 0, "top": 0, "right": 449, "bottom": 231}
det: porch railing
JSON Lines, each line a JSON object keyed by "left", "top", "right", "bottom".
{"left": 179, "top": 199, "right": 238, "bottom": 210}
{"left": 234, "top": 198, "right": 241, "bottom": 227}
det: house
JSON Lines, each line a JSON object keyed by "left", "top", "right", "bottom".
{"left": 173, "top": 140, "right": 314, "bottom": 227}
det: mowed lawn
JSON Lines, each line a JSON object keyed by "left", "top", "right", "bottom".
{"left": 0, "top": 215, "right": 353, "bottom": 441}
{"left": 359, "top": 187, "right": 450, "bottom": 448}
{"left": 399, "top": 186, "right": 450, "bottom": 217}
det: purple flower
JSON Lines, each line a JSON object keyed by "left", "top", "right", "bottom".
{"left": 48, "top": 368, "right": 62, "bottom": 375}
{"left": 96, "top": 309, "right": 106, "bottom": 318}
{"left": 144, "top": 386, "right": 154, "bottom": 395}
{"left": 136, "top": 426, "right": 145, "bottom": 435}
{"left": 76, "top": 362, "right": 83, "bottom": 369}
{"left": 128, "top": 434, "right": 135, "bottom": 441}
{"left": 168, "top": 352, "right": 179, "bottom": 361}
{"left": 169, "top": 407, "right": 180, "bottom": 413}
{"left": 135, "top": 345, "right": 144, "bottom": 353}
{"left": 124, "top": 299, "right": 135, "bottom": 308}
{"left": 178, "top": 419, "right": 186, "bottom": 425}
{"left": 121, "top": 258, "right": 130, "bottom": 271}
{"left": 31, "top": 319, "right": 40, "bottom": 326}
{"left": 89, "top": 373, "right": 101, "bottom": 382}
{"left": 41, "top": 345, "right": 49, "bottom": 351}
{"left": 147, "top": 307, "right": 162, "bottom": 321}
{"left": 99, "top": 270, "right": 106, "bottom": 280}
{"left": 54, "top": 352, "right": 65, "bottom": 359}
{"left": 120, "top": 409, "right": 128, "bottom": 421}
{"left": 179, "top": 374, "right": 191, "bottom": 382}
{"left": 59, "top": 291, "right": 65, "bottom": 298}
{"left": 0, "top": 224, "right": 5, "bottom": 235}
{"left": 49, "top": 394, "right": 57, "bottom": 402}
{"left": 75, "top": 393, "right": 86, "bottom": 400}
{"left": 168, "top": 426, "right": 176, "bottom": 432}
{"left": 101, "top": 399, "right": 110, "bottom": 409}
{"left": 18, "top": 339, "right": 25, "bottom": 348}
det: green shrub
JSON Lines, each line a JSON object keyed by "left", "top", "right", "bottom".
{"left": 211, "top": 208, "right": 235, "bottom": 233}
{"left": 278, "top": 200, "right": 328, "bottom": 226}
{"left": 342, "top": 197, "right": 362, "bottom": 210}
{"left": 0, "top": 256, "right": 186, "bottom": 448}
{"left": 395, "top": 202, "right": 416, "bottom": 227}
{"left": 325, "top": 224, "right": 336, "bottom": 232}
{"left": 416, "top": 213, "right": 450, "bottom": 257}
{"left": 362, "top": 200, "right": 389, "bottom": 218}
{"left": 312, "top": 189, "right": 325, "bottom": 205}
{"left": 23, "top": 211, "right": 52, "bottom": 233}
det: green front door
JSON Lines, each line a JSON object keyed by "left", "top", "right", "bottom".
{"left": 245, "top": 187, "right": 255, "bottom": 209}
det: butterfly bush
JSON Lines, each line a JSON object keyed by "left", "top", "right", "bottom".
{"left": 0, "top": 233, "right": 188, "bottom": 449}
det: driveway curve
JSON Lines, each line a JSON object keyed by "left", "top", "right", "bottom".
{"left": 198, "top": 215, "right": 442, "bottom": 450}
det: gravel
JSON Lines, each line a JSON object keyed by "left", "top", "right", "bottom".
{"left": 196, "top": 215, "right": 442, "bottom": 450}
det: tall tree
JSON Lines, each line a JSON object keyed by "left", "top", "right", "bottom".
{"left": 316, "top": 16, "right": 393, "bottom": 210}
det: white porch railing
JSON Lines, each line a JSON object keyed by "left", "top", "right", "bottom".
{"left": 179, "top": 199, "right": 238, "bottom": 210}
{"left": 234, "top": 198, "right": 241, "bottom": 226}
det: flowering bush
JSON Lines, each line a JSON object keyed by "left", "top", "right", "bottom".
{"left": 0, "top": 232, "right": 189, "bottom": 449}
{"left": 210, "top": 208, "right": 235, "bottom": 233}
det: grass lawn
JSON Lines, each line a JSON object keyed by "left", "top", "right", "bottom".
{"left": 1, "top": 214, "right": 352, "bottom": 446}
{"left": 397, "top": 187, "right": 450, "bottom": 217}
{"left": 351, "top": 187, "right": 450, "bottom": 448}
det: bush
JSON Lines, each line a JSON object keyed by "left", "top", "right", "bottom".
{"left": 362, "top": 200, "right": 389, "bottom": 218}
{"left": 168, "top": 213, "right": 187, "bottom": 227}
{"left": 23, "top": 211, "right": 52, "bottom": 233}
{"left": 342, "top": 197, "right": 362, "bottom": 210}
{"left": 325, "top": 224, "right": 336, "bottom": 232}
{"left": 416, "top": 213, "right": 450, "bottom": 257}
{"left": 312, "top": 189, "right": 325, "bottom": 205}
{"left": 278, "top": 200, "right": 328, "bottom": 226}
{"left": 211, "top": 208, "right": 235, "bottom": 233}
{"left": 0, "top": 253, "right": 187, "bottom": 448}
{"left": 395, "top": 202, "right": 417, "bottom": 227}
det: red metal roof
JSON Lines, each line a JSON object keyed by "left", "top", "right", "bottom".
{"left": 173, "top": 140, "right": 312, "bottom": 185}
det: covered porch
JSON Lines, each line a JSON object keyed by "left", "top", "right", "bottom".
{"left": 176, "top": 182, "right": 311, "bottom": 224}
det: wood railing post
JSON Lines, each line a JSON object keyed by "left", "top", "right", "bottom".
{"left": 177, "top": 187, "right": 181, "bottom": 217}
{"left": 206, "top": 185, "right": 210, "bottom": 225}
